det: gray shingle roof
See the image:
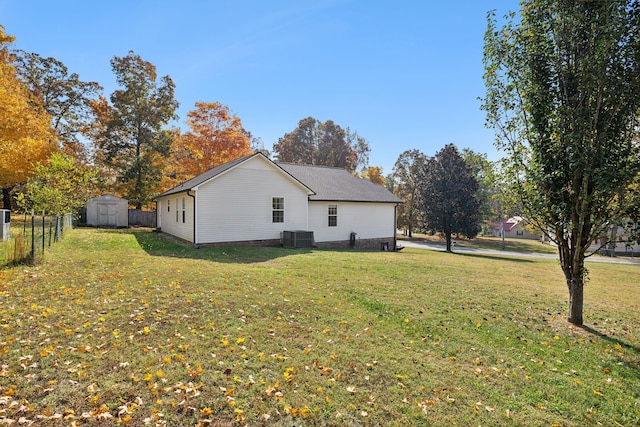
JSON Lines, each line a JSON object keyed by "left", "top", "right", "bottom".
{"left": 278, "top": 163, "right": 402, "bottom": 203}
{"left": 155, "top": 153, "right": 402, "bottom": 204}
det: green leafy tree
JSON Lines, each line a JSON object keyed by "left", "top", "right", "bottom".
{"left": 482, "top": 1, "right": 640, "bottom": 325}
{"left": 392, "top": 149, "right": 427, "bottom": 237}
{"left": 461, "top": 148, "right": 501, "bottom": 232}
{"left": 274, "top": 117, "right": 368, "bottom": 172}
{"left": 17, "top": 153, "right": 97, "bottom": 215}
{"left": 13, "top": 50, "right": 102, "bottom": 160}
{"left": 420, "top": 144, "right": 481, "bottom": 252}
{"left": 621, "top": 178, "right": 640, "bottom": 250}
{"left": 91, "top": 51, "right": 178, "bottom": 208}
{"left": 384, "top": 173, "right": 395, "bottom": 193}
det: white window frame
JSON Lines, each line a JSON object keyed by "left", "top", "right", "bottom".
{"left": 272, "top": 197, "right": 284, "bottom": 223}
{"left": 328, "top": 204, "right": 337, "bottom": 227}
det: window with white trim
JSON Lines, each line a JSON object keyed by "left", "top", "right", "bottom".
{"left": 328, "top": 205, "right": 337, "bottom": 227}
{"left": 272, "top": 197, "right": 284, "bottom": 223}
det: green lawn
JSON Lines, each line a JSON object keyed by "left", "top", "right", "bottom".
{"left": 401, "top": 233, "right": 559, "bottom": 254}
{"left": 0, "top": 228, "right": 638, "bottom": 426}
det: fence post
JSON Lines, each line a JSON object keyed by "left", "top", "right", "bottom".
{"left": 31, "top": 211, "right": 35, "bottom": 259}
{"left": 54, "top": 216, "right": 60, "bottom": 242}
{"left": 42, "top": 211, "right": 45, "bottom": 254}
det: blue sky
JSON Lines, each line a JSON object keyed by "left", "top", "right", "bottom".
{"left": 2, "top": 0, "right": 520, "bottom": 174}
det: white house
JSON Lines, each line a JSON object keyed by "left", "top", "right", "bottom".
{"left": 154, "top": 153, "right": 402, "bottom": 249}
{"left": 86, "top": 194, "right": 129, "bottom": 228}
{"left": 588, "top": 224, "right": 640, "bottom": 256}
{"left": 493, "top": 216, "right": 540, "bottom": 240}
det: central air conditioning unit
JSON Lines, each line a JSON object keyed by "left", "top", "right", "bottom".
{"left": 282, "top": 230, "right": 314, "bottom": 248}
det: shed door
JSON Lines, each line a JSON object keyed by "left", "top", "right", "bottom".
{"left": 98, "top": 203, "right": 117, "bottom": 226}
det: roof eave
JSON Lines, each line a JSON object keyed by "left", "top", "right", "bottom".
{"left": 309, "top": 198, "right": 403, "bottom": 204}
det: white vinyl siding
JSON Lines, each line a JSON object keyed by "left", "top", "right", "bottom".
{"left": 156, "top": 193, "right": 194, "bottom": 242}
{"left": 195, "top": 155, "right": 309, "bottom": 244}
{"left": 155, "top": 154, "right": 399, "bottom": 246}
{"left": 309, "top": 201, "right": 396, "bottom": 243}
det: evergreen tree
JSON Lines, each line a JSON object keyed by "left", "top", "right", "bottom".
{"left": 420, "top": 144, "right": 481, "bottom": 252}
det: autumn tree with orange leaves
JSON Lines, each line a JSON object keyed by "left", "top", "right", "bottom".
{"left": 361, "top": 166, "right": 385, "bottom": 186}
{"left": 0, "top": 26, "right": 55, "bottom": 209}
{"left": 165, "top": 102, "right": 252, "bottom": 186}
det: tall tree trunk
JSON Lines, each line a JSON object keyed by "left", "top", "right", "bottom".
{"left": 2, "top": 187, "right": 12, "bottom": 210}
{"left": 445, "top": 231, "right": 452, "bottom": 252}
{"left": 568, "top": 276, "right": 584, "bottom": 326}
{"left": 559, "top": 242, "right": 585, "bottom": 326}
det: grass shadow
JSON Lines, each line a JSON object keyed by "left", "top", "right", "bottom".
{"left": 578, "top": 324, "right": 640, "bottom": 354}
{"left": 578, "top": 324, "right": 640, "bottom": 377}
{"left": 130, "top": 229, "right": 313, "bottom": 264}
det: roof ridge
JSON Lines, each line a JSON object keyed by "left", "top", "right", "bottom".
{"left": 275, "top": 162, "right": 348, "bottom": 171}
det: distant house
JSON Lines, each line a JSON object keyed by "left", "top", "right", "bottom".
{"left": 589, "top": 224, "right": 640, "bottom": 256}
{"left": 86, "top": 194, "right": 129, "bottom": 228}
{"left": 493, "top": 216, "right": 539, "bottom": 240}
{"left": 154, "top": 153, "right": 402, "bottom": 249}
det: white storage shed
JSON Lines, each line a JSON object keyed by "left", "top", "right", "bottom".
{"left": 86, "top": 194, "right": 129, "bottom": 227}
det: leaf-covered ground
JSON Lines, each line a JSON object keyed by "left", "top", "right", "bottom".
{"left": 0, "top": 228, "right": 638, "bottom": 426}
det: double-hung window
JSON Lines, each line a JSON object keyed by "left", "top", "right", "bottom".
{"left": 328, "top": 205, "right": 337, "bottom": 227}
{"left": 272, "top": 197, "right": 284, "bottom": 223}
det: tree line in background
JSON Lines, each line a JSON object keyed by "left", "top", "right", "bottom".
{"left": 0, "top": 23, "right": 499, "bottom": 234}
{"left": 1, "top": 41, "right": 259, "bottom": 213}
{"left": 0, "top": 25, "right": 388, "bottom": 214}
{"left": 391, "top": 145, "right": 499, "bottom": 251}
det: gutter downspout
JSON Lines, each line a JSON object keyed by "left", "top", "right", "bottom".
{"left": 187, "top": 190, "right": 197, "bottom": 248}
{"left": 394, "top": 203, "right": 399, "bottom": 251}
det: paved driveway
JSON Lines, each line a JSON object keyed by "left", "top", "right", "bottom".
{"left": 400, "top": 239, "right": 640, "bottom": 265}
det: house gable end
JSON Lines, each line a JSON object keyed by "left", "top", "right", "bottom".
{"left": 193, "top": 153, "right": 314, "bottom": 196}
